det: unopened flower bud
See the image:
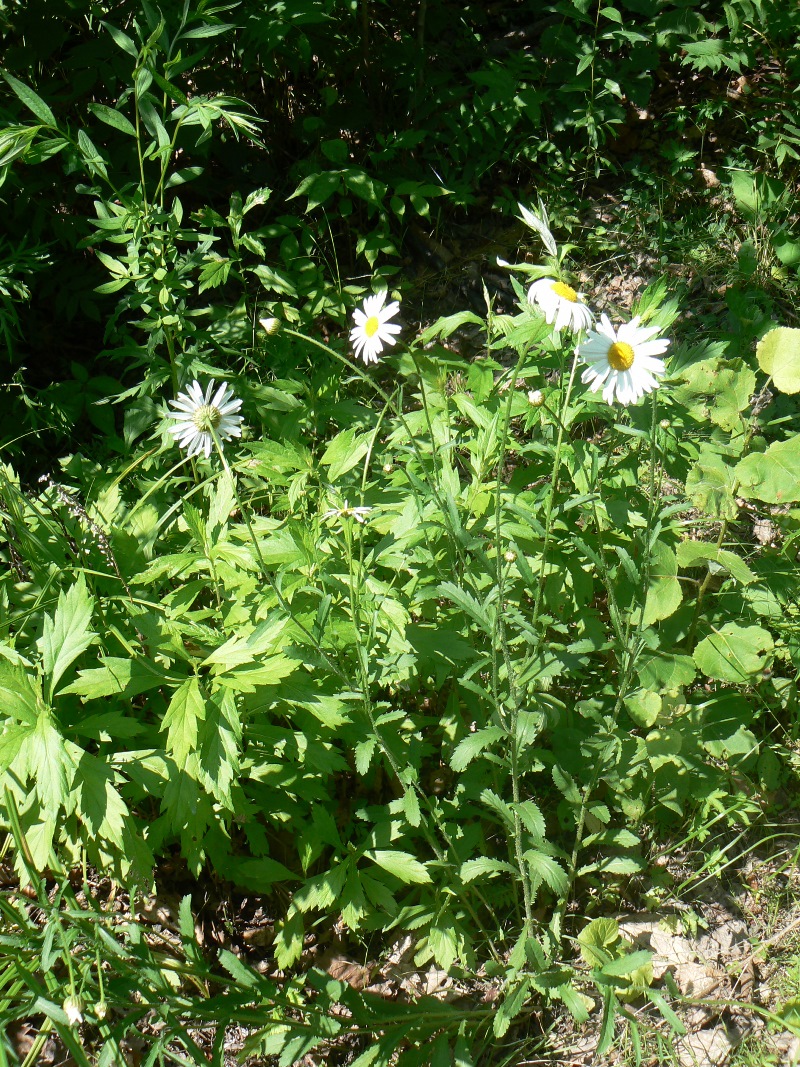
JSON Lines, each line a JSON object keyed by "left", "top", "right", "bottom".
{"left": 527, "top": 389, "right": 544, "bottom": 407}
{"left": 63, "top": 995, "right": 84, "bottom": 1026}
{"left": 503, "top": 549, "right": 517, "bottom": 563}
{"left": 382, "top": 461, "right": 394, "bottom": 473}
{"left": 94, "top": 1000, "right": 109, "bottom": 1021}
{"left": 659, "top": 419, "right": 670, "bottom": 430}
{"left": 259, "top": 316, "right": 281, "bottom": 336}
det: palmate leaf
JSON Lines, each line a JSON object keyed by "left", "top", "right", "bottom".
{"left": 23, "top": 712, "right": 74, "bottom": 817}
{"left": 40, "top": 575, "right": 97, "bottom": 699}
{"left": 74, "top": 751, "right": 130, "bottom": 849}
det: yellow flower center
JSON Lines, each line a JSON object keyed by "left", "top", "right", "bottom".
{"left": 551, "top": 281, "right": 578, "bottom": 302}
{"left": 364, "top": 316, "right": 380, "bottom": 337}
{"left": 607, "top": 341, "right": 635, "bottom": 371}
{"left": 192, "top": 404, "right": 222, "bottom": 433}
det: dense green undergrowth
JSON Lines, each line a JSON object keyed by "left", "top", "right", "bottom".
{"left": 1, "top": 0, "right": 800, "bottom": 1063}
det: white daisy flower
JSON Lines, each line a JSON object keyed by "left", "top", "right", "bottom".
{"left": 527, "top": 277, "right": 593, "bottom": 333}
{"left": 350, "top": 290, "right": 401, "bottom": 365}
{"left": 321, "top": 500, "right": 372, "bottom": 524}
{"left": 168, "top": 379, "right": 243, "bottom": 459}
{"left": 578, "top": 314, "right": 670, "bottom": 407}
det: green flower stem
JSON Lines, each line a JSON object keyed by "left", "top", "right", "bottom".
{"left": 492, "top": 348, "right": 534, "bottom": 932}
{"left": 209, "top": 428, "right": 350, "bottom": 686}
{"left": 282, "top": 328, "right": 456, "bottom": 549}
{"left": 517, "top": 345, "right": 581, "bottom": 684}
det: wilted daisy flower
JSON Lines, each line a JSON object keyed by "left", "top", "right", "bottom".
{"left": 259, "top": 316, "right": 280, "bottom": 335}
{"left": 168, "top": 379, "right": 243, "bottom": 459}
{"left": 578, "top": 314, "right": 669, "bottom": 407}
{"left": 321, "top": 500, "right": 372, "bottom": 524}
{"left": 528, "top": 278, "right": 593, "bottom": 333}
{"left": 350, "top": 290, "right": 401, "bottom": 365}
{"left": 63, "top": 995, "right": 84, "bottom": 1027}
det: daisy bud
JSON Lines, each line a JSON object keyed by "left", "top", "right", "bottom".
{"left": 527, "top": 389, "right": 544, "bottom": 407}
{"left": 503, "top": 549, "right": 517, "bottom": 563}
{"left": 660, "top": 419, "right": 670, "bottom": 430}
{"left": 63, "top": 995, "right": 84, "bottom": 1026}
{"left": 94, "top": 1000, "right": 109, "bottom": 1021}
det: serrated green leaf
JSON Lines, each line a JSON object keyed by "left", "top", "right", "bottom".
{"left": 75, "top": 752, "right": 130, "bottom": 848}
{"left": 368, "top": 850, "right": 431, "bottom": 884}
{"left": 319, "top": 427, "right": 371, "bottom": 482}
{"left": 459, "top": 857, "right": 517, "bottom": 883}
{"left": 40, "top": 576, "right": 96, "bottom": 698}
{"left": 515, "top": 799, "right": 546, "bottom": 840}
{"left": 60, "top": 657, "right": 170, "bottom": 700}
{"left": 162, "top": 677, "right": 205, "bottom": 766}
{"left": 450, "top": 726, "right": 504, "bottom": 772}
{"left": 524, "top": 850, "right": 568, "bottom": 894}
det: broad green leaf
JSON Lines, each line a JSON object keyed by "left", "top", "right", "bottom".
{"left": 735, "top": 436, "right": 800, "bottom": 503}
{"left": 676, "top": 540, "right": 755, "bottom": 584}
{"left": 636, "top": 652, "right": 696, "bottom": 691}
{"left": 642, "top": 542, "right": 682, "bottom": 626}
{"left": 450, "top": 726, "right": 504, "bottom": 772}
{"left": 40, "top": 576, "right": 96, "bottom": 698}
{"left": 162, "top": 677, "right": 206, "bottom": 765}
{"left": 368, "top": 850, "right": 431, "bottom": 884}
{"left": 624, "top": 689, "right": 661, "bottom": 729}
{"left": 672, "top": 356, "right": 755, "bottom": 431}
{"left": 693, "top": 623, "right": 773, "bottom": 682}
{"left": 757, "top": 327, "right": 800, "bottom": 394}
{"left": 686, "top": 449, "right": 739, "bottom": 520}
{"left": 578, "top": 917, "right": 620, "bottom": 967}
{"left": 2, "top": 72, "right": 56, "bottom": 125}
